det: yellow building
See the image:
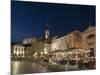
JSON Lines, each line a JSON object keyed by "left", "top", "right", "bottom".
{"left": 51, "top": 30, "right": 82, "bottom": 51}
{"left": 50, "top": 25, "right": 96, "bottom": 64}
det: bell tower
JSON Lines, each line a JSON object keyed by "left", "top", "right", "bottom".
{"left": 43, "top": 23, "right": 51, "bottom": 55}
{"left": 45, "top": 24, "right": 50, "bottom": 40}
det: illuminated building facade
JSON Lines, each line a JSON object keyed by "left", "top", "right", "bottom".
{"left": 32, "top": 40, "right": 51, "bottom": 58}
{"left": 22, "top": 37, "right": 37, "bottom": 59}
{"left": 11, "top": 43, "right": 25, "bottom": 59}
{"left": 11, "top": 25, "right": 95, "bottom": 61}
{"left": 23, "top": 37, "right": 34, "bottom": 44}
{"left": 51, "top": 30, "right": 82, "bottom": 51}
{"left": 51, "top": 26, "right": 95, "bottom": 52}
{"left": 32, "top": 24, "right": 51, "bottom": 59}
{"left": 82, "top": 26, "right": 96, "bottom": 57}
{"left": 51, "top": 25, "right": 96, "bottom": 61}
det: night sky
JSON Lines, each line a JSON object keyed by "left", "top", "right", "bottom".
{"left": 11, "top": 1, "right": 96, "bottom": 42}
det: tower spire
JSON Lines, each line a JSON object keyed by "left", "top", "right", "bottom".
{"left": 45, "top": 23, "right": 48, "bottom": 31}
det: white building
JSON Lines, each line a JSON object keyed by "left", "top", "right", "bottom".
{"left": 23, "top": 37, "right": 36, "bottom": 44}
{"left": 11, "top": 44, "right": 25, "bottom": 58}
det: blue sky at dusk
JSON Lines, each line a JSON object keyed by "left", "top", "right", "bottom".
{"left": 11, "top": 1, "right": 96, "bottom": 42}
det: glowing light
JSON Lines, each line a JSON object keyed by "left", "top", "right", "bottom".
{"left": 13, "top": 50, "right": 16, "bottom": 54}
{"left": 44, "top": 48, "right": 47, "bottom": 51}
{"left": 34, "top": 52, "right": 37, "bottom": 56}
{"left": 22, "top": 55, "right": 24, "bottom": 57}
{"left": 20, "top": 50, "right": 22, "bottom": 54}
{"left": 44, "top": 51, "right": 47, "bottom": 54}
{"left": 62, "top": 52, "right": 65, "bottom": 56}
{"left": 45, "top": 30, "right": 49, "bottom": 39}
{"left": 40, "top": 52, "right": 43, "bottom": 57}
{"left": 23, "top": 50, "right": 24, "bottom": 54}
{"left": 44, "top": 48, "right": 48, "bottom": 54}
{"left": 45, "top": 35, "right": 48, "bottom": 39}
{"left": 41, "top": 52, "right": 43, "bottom": 55}
{"left": 16, "top": 51, "right": 19, "bottom": 55}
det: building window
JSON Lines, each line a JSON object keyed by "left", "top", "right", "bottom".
{"left": 87, "top": 34, "right": 95, "bottom": 39}
{"left": 66, "top": 43, "right": 70, "bottom": 49}
{"left": 15, "top": 47, "right": 17, "bottom": 51}
{"left": 88, "top": 42, "right": 94, "bottom": 46}
{"left": 89, "top": 48, "right": 95, "bottom": 57}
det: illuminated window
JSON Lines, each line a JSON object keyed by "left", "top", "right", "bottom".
{"left": 16, "top": 51, "right": 19, "bottom": 55}
{"left": 13, "top": 49, "right": 16, "bottom": 54}
{"left": 23, "top": 50, "right": 24, "bottom": 54}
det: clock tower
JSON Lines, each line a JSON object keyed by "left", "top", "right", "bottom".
{"left": 45, "top": 24, "right": 50, "bottom": 40}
